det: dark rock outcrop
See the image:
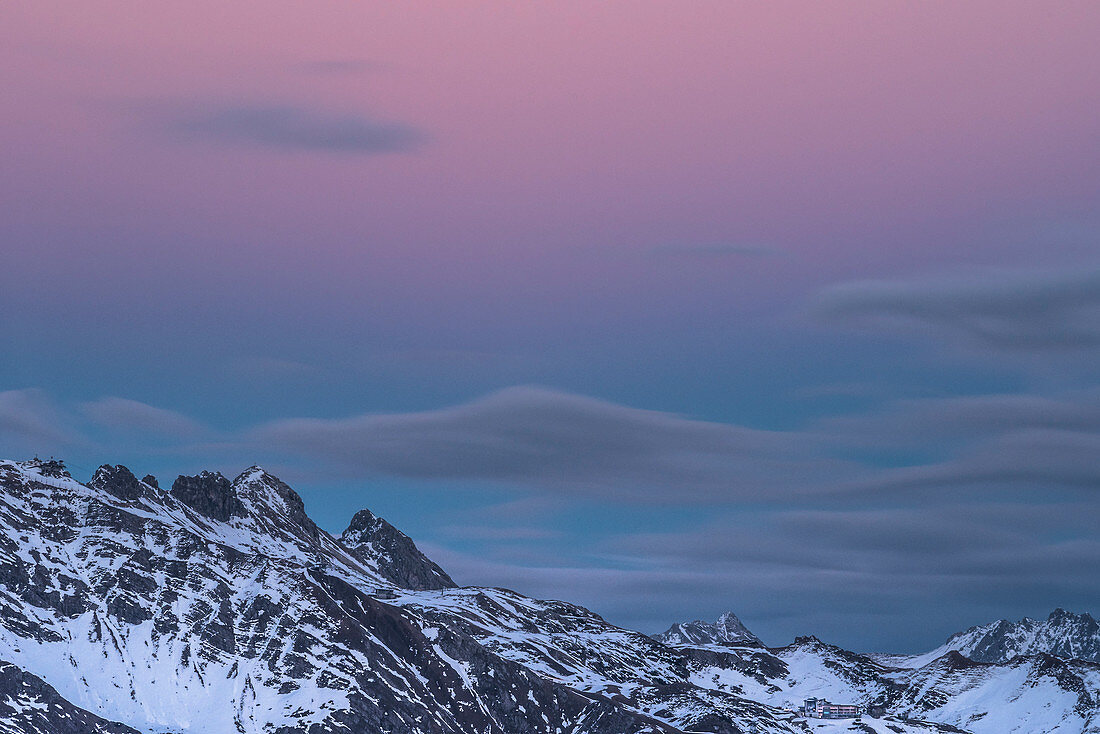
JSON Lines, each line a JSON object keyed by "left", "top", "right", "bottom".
{"left": 89, "top": 464, "right": 145, "bottom": 501}
{"left": 170, "top": 471, "right": 243, "bottom": 522}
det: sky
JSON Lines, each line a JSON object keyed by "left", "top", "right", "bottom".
{"left": 1, "top": 1, "right": 1099, "bottom": 653}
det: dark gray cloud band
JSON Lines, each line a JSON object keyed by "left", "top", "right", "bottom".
{"left": 250, "top": 386, "right": 847, "bottom": 502}
{"left": 816, "top": 266, "right": 1100, "bottom": 350}
{"left": 167, "top": 103, "right": 425, "bottom": 154}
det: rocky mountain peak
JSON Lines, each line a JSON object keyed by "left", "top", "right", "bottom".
{"left": 715, "top": 611, "right": 758, "bottom": 642}
{"left": 653, "top": 611, "right": 762, "bottom": 647}
{"left": 169, "top": 470, "right": 243, "bottom": 522}
{"left": 935, "top": 608, "right": 1100, "bottom": 663}
{"left": 232, "top": 466, "right": 306, "bottom": 517}
{"left": 89, "top": 464, "right": 147, "bottom": 501}
{"left": 338, "top": 508, "right": 456, "bottom": 591}
{"left": 228, "top": 466, "right": 327, "bottom": 543}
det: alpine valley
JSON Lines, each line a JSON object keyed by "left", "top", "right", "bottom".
{"left": 1, "top": 458, "right": 1097, "bottom": 734}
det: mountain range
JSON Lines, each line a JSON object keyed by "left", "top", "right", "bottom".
{"left": 0, "top": 457, "right": 1097, "bottom": 734}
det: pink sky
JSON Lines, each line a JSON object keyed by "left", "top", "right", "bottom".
{"left": 3, "top": 1, "right": 1098, "bottom": 304}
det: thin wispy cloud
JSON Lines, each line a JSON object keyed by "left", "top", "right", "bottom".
{"left": 649, "top": 242, "right": 780, "bottom": 258}
{"left": 816, "top": 266, "right": 1100, "bottom": 350}
{"left": 164, "top": 103, "right": 426, "bottom": 154}
{"left": 293, "top": 59, "right": 378, "bottom": 76}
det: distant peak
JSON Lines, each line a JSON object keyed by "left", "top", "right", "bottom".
{"left": 717, "top": 610, "right": 746, "bottom": 626}
{"left": 234, "top": 465, "right": 269, "bottom": 483}
{"left": 654, "top": 610, "right": 761, "bottom": 647}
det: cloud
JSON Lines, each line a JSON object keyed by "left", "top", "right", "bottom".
{"left": 166, "top": 103, "right": 425, "bottom": 154}
{"left": 439, "top": 525, "right": 561, "bottom": 541}
{"left": 815, "top": 389, "right": 1100, "bottom": 450}
{"left": 650, "top": 242, "right": 780, "bottom": 258}
{"left": 79, "top": 397, "right": 208, "bottom": 440}
{"left": 851, "top": 428, "right": 1100, "bottom": 494}
{"left": 293, "top": 59, "right": 377, "bottom": 75}
{"left": 225, "top": 356, "right": 319, "bottom": 381}
{"left": 249, "top": 386, "right": 851, "bottom": 502}
{"left": 250, "top": 385, "right": 1100, "bottom": 503}
{"left": 0, "top": 389, "right": 77, "bottom": 452}
{"left": 815, "top": 266, "right": 1100, "bottom": 350}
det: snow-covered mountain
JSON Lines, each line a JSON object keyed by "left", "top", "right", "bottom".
{"left": 654, "top": 612, "right": 762, "bottom": 648}
{"left": 0, "top": 457, "right": 1097, "bottom": 734}
{"left": 911, "top": 609, "right": 1100, "bottom": 665}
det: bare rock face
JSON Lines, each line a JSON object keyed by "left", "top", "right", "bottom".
{"left": 339, "top": 508, "right": 457, "bottom": 591}
{"left": 169, "top": 470, "right": 243, "bottom": 522}
{"left": 89, "top": 464, "right": 146, "bottom": 501}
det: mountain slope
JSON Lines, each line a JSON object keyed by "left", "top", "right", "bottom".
{"left": 678, "top": 636, "right": 1100, "bottom": 734}
{"left": 0, "top": 660, "right": 141, "bottom": 734}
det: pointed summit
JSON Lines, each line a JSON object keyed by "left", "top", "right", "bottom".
{"left": 653, "top": 611, "right": 761, "bottom": 647}
{"left": 338, "top": 508, "right": 456, "bottom": 591}
{"left": 89, "top": 465, "right": 147, "bottom": 501}
{"left": 715, "top": 611, "right": 759, "bottom": 645}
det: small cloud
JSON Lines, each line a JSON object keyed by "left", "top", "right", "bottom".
{"left": 650, "top": 242, "right": 780, "bottom": 258}
{"left": 814, "top": 390, "right": 1100, "bottom": 451}
{"left": 80, "top": 397, "right": 208, "bottom": 440}
{"left": 163, "top": 102, "right": 426, "bottom": 154}
{"left": 227, "top": 356, "right": 318, "bottom": 381}
{"left": 294, "top": 59, "right": 378, "bottom": 76}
